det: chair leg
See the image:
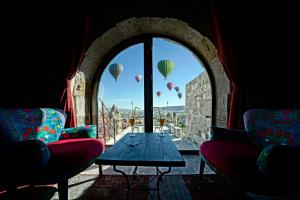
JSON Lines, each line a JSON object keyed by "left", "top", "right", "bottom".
{"left": 58, "top": 180, "right": 68, "bottom": 200}
{"left": 199, "top": 157, "right": 205, "bottom": 180}
{"left": 6, "top": 180, "right": 17, "bottom": 200}
{"left": 99, "top": 165, "right": 103, "bottom": 177}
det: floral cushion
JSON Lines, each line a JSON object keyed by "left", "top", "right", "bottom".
{"left": 256, "top": 144, "right": 274, "bottom": 174}
{"left": 0, "top": 108, "right": 66, "bottom": 144}
{"left": 59, "top": 125, "right": 97, "bottom": 139}
{"left": 244, "top": 109, "right": 300, "bottom": 147}
{"left": 257, "top": 144, "right": 300, "bottom": 177}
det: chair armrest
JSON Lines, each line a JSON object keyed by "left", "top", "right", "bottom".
{"left": 210, "top": 126, "right": 251, "bottom": 143}
{"left": 0, "top": 140, "right": 50, "bottom": 180}
{"left": 59, "top": 125, "right": 97, "bottom": 140}
{"left": 257, "top": 144, "right": 300, "bottom": 179}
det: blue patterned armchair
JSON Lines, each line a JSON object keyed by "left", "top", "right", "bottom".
{"left": 199, "top": 109, "right": 300, "bottom": 199}
{"left": 0, "top": 108, "right": 105, "bottom": 200}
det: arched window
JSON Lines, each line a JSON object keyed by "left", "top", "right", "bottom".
{"left": 97, "top": 35, "right": 212, "bottom": 149}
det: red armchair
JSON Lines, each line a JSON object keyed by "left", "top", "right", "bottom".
{"left": 0, "top": 108, "right": 105, "bottom": 200}
{"left": 199, "top": 109, "right": 300, "bottom": 199}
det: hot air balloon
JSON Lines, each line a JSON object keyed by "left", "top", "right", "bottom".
{"left": 109, "top": 63, "right": 123, "bottom": 81}
{"left": 135, "top": 74, "right": 142, "bottom": 83}
{"left": 157, "top": 60, "right": 174, "bottom": 79}
{"left": 156, "top": 91, "right": 161, "bottom": 97}
{"left": 175, "top": 86, "right": 180, "bottom": 92}
{"left": 178, "top": 92, "right": 182, "bottom": 99}
{"left": 167, "top": 82, "right": 174, "bottom": 91}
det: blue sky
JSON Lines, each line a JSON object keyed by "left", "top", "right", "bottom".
{"left": 98, "top": 38, "right": 204, "bottom": 109}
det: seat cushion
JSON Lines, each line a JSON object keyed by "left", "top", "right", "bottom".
{"left": 200, "top": 140, "right": 261, "bottom": 178}
{"left": 45, "top": 138, "right": 104, "bottom": 174}
{"left": 200, "top": 140, "right": 300, "bottom": 195}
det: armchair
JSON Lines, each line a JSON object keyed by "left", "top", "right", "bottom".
{"left": 0, "top": 108, "right": 105, "bottom": 200}
{"left": 199, "top": 109, "right": 300, "bottom": 199}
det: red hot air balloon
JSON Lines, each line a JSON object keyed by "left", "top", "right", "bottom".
{"left": 135, "top": 74, "right": 142, "bottom": 83}
{"left": 156, "top": 91, "right": 161, "bottom": 97}
{"left": 167, "top": 82, "right": 174, "bottom": 91}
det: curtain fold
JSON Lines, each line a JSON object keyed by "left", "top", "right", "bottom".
{"left": 211, "top": 1, "right": 243, "bottom": 129}
{"left": 60, "top": 15, "right": 93, "bottom": 128}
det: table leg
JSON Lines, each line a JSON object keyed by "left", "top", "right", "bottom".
{"left": 113, "top": 165, "right": 172, "bottom": 200}
{"left": 113, "top": 165, "right": 130, "bottom": 199}
{"left": 156, "top": 166, "right": 171, "bottom": 199}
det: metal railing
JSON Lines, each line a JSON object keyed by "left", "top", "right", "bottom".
{"left": 98, "top": 98, "right": 116, "bottom": 144}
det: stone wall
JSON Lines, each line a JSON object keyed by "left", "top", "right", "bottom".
{"left": 186, "top": 71, "right": 212, "bottom": 144}
{"left": 74, "top": 17, "right": 230, "bottom": 131}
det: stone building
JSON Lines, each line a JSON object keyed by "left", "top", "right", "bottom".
{"left": 166, "top": 112, "right": 172, "bottom": 124}
{"left": 172, "top": 112, "right": 177, "bottom": 126}
{"left": 109, "top": 104, "right": 123, "bottom": 135}
{"left": 186, "top": 71, "right": 212, "bottom": 144}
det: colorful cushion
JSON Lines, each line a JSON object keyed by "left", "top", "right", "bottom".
{"left": 59, "top": 125, "right": 97, "bottom": 140}
{"left": 244, "top": 109, "right": 300, "bottom": 147}
{"left": 256, "top": 144, "right": 274, "bottom": 174}
{"left": 257, "top": 144, "right": 300, "bottom": 178}
{"left": 0, "top": 108, "right": 66, "bottom": 144}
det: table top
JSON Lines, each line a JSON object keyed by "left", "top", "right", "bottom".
{"left": 95, "top": 132, "right": 185, "bottom": 167}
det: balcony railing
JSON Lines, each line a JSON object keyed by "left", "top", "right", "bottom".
{"left": 98, "top": 98, "right": 116, "bottom": 145}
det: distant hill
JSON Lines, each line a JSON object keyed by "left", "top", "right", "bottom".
{"left": 119, "top": 108, "right": 132, "bottom": 113}
{"left": 159, "top": 105, "right": 185, "bottom": 112}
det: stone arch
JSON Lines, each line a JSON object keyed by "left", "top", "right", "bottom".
{"left": 73, "top": 17, "right": 230, "bottom": 130}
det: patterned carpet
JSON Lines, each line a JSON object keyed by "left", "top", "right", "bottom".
{"left": 0, "top": 174, "right": 242, "bottom": 200}
{"left": 80, "top": 174, "right": 243, "bottom": 200}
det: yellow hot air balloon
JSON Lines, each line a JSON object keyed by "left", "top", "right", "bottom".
{"left": 157, "top": 60, "right": 174, "bottom": 80}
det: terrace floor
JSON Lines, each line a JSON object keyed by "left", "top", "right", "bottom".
{"left": 105, "top": 126, "right": 199, "bottom": 152}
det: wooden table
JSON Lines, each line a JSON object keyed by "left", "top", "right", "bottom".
{"left": 95, "top": 132, "right": 185, "bottom": 199}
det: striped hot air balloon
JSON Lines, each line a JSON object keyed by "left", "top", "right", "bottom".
{"left": 135, "top": 74, "right": 142, "bottom": 83}
{"left": 109, "top": 63, "right": 123, "bottom": 81}
{"left": 157, "top": 60, "right": 174, "bottom": 80}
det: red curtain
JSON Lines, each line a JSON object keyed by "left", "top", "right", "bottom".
{"left": 211, "top": 2, "right": 243, "bottom": 129}
{"left": 60, "top": 15, "right": 93, "bottom": 128}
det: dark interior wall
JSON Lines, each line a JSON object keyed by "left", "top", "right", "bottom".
{"left": 92, "top": 1, "right": 213, "bottom": 41}
{"left": 246, "top": 3, "right": 300, "bottom": 109}
{"left": 0, "top": 1, "right": 299, "bottom": 110}
{"left": 0, "top": 4, "right": 86, "bottom": 108}
{"left": 216, "top": 0, "right": 300, "bottom": 109}
{"left": 0, "top": 1, "right": 212, "bottom": 108}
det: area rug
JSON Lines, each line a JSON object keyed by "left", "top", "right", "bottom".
{"left": 0, "top": 174, "right": 242, "bottom": 200}
{"left": 79, "top": 174, "right": 239, "bottom": 200}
